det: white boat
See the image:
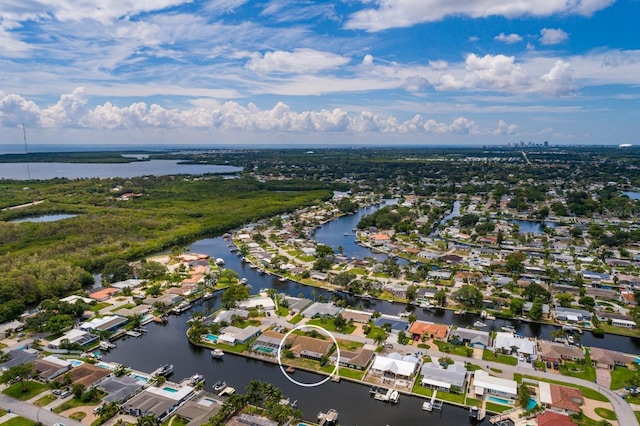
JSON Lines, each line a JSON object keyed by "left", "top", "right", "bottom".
{"left": 212, "top": 380, "right": 227, "bottom": 391}
{"left": 211, "top": 349, "right": 224, "bottom": 358}
{"left": 422, "top": 401, "right": 433, "bottom": 411}
{"left": 501, "top": 325, "right": 516, "bottom": 332}
{"left": 279, "top": 277, "right": 287, "bottom": 282}
{"left": 156, "top": 364, "right": 173, "bottom": 377}
{"left": 189, "top": 373, "right": 205, "bottom": 385}
{"left": 240, "top": 278, "right": 248, "bottom": 284}
{"left": 473, "top": 321, "right": 487, "bottom": 328}
{"left": 215, "top": 258, "right": 225, "bottom": 266}
{"left": 389, "top": 390, "right": 399, "bottom": 403}
{"left": 398, "top": 311, "right": 411, "bottom": 318}
{"left": 203, "top": 292, "right": 213, "bottom": 300}
{"left": 480, "top": 310, "right": 487, "bottom": 319}
{"left": 567, "top": 335, "right": 574, "bottom": 344}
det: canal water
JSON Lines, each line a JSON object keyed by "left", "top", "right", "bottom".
{"left": 101, "top": 196, "right": 640, "bottom": 424}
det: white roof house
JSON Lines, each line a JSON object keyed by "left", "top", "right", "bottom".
{"left": 493, "top": 332, "right": 536, "bottom": 355}
{"left": 420, "top": 360, "right": 467, "bottom": 390}
{"left": 237, "top": 295, "right": 276, "bottom": 311}
{"left": 371, "top": 353, "right": 419, "bottom": 379}
{"left": 473, "top": 370, "right": 517, "bottom": 399}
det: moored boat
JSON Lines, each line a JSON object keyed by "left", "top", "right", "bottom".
{"left": 213, "top": 380, "right": 227, "bottom": 391}
{"left": 211, "top": 349, "right": 224, "bottom": 358}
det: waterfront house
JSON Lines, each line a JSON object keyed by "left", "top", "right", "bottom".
{"left": 48, "top": 328, "right": 99, "bottom": 350}
{"left": 340, "top": 308, "right": 373, "bottom": 324}
{"left": 420, "top": 360, "right": 467, "bottom": 391}
{"left": 228, "top": 413, "right": 278, "bottom": 426}
{"left": 538, "top": 341, "right": 585, "bottom": 363}
{"left": 122, "top": 385, "right": 195, "bottom": 420}
{"left": 370, "top": 352, "right": 420, "bottom": 380}
{"left": 287, "top": 335, "right": 334, "bottom": 361}
{"left": 250, "top": 330, "right": 284, "bottom": 356}
{"left": 237, "top": 294, "right": 276, "bottom": 311}
{"left": 34, "top": 356, "right": 72, "bottom": 381}
{"left": 536, "top": 411, "right": 575, "bottom": 426}
{"left": 523, "top": 301, "right": 550, "bottom": 318}
{"left": 539, "top": 382, "right": 583, "bottom": 415}
{"left": 329, "top": 346, "right": 375, "bottom": 370}
{"left": 408, "top": 320, "right": 449, "bottom": 341}
{"left": 110, "top": 278, "right": 145, "bottom": 290}
{"left": 590, "top": 347, "right": 633, "bottom": 369}
{"left": 64, "top": 363, "right": 112, "bottom": 388}
{"left": 374, "top": 314, "right": 409, "bottom": 333}
{"left": 448, "top": 327, "right": 490, "bottom": 349}
{"left": 472, "top": 370, "right": 517, "bottom": 400}
{"left": 281, "top": 294, "right": 312, "bottom": 314}
{"left": 209, "top": 309, "right": 249, "bottom": 325}
{"left": 554, "top": 307, "right": 592, "bottom": 322}
{"left": 382, "top": 282, "right": 408, "bottom": 299}
{"left": 173, "top": 394, "right": 222, "bottom": 425}
{"left": 595, "top": 310, "right": 637, "bottom": 329}
{"left": 98, "top": 375, "right": 144, "bottom": 404}
{"left": 143, "top": 294, "right": 184, "bottom": 308}
{"left": 493, "top": 332, "right": 535, "bottom": 357}
{"left": 80, "top": 315, "right": 128, "bottom": 334}
{"left": 219, "top": 325, "right": 262, "bottom": 345}
{"left": 301, "top": 302, "right": 341, "bottom": 318}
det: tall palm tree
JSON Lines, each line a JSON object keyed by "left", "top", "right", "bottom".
{"left": 245, "top": 380, "right": 263, "bottom": 407}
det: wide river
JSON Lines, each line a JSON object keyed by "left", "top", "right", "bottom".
{"left": 100, "top": 200, "right": 640, "bottom": 425}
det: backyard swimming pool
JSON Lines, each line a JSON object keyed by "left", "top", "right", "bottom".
{"left": 487, "top": 396, "right": 512, "bottom": 405}
{"left": 205, "top": 334, "right": 218, "bottom": 343}
{"left": 69, "top": 359, "right": 83, "bottom": 367}
{"left": 527, "top": 398, "right": 538, "bottom": 410}
{"left": 131, "top": 374, "right": 148, "bottom": 382}
{"left": 163, "top": 387, "right": 178, "bottom": 393}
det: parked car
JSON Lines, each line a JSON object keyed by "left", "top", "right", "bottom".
{"left": 59, "top": 390, "right": 72, "bottom": 398}
{"left": 553, "top": 361, "right": 559, "bottom": 370}
{"left": 546, "top": 361, "right": 552, "bottom": 369}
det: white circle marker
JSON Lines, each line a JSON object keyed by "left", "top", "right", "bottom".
{"left": 277, "top": 324, "right": 340, "bottom": 387}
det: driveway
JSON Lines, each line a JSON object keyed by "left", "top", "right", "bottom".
{"left": 596, "top": 367, "right": 612, "bottom": 389}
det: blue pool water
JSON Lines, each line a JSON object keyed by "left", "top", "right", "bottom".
{"left": 131, "top": 374, "right": 148, "bottom": 382}
{"left": 69, "top": 359, "right": 83, "bottom": 367}
{"left": 96, "top": 362, "right": 115, "bottom": 370}
{"left": 487, "top": 396, "right": 512, "bottom": 405}
{"left": 163, "top": 387, "right": 178, "bottom": 393}
{"left": 205, "top": 334, "right": 218, "bottom": 342}
{"left": 527, "top": 398, "right": 538, "bottom": 410}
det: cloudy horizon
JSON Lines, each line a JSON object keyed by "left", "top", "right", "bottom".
{"left": 1, "top": 0, "right": 638, "bottom": 146}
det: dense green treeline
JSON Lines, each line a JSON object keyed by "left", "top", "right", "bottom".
{"left": 0, "top": 175, "right": 332, "bottom": 311}
{"left": 0, "top": 151, "right": 147, "bottom": 163}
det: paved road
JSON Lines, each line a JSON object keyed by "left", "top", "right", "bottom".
{"left": 0, "top": 392, "right": 71, "bottom": 425}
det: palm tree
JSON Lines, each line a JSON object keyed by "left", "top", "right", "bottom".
{"left": 136, "top": 415, "right": 160, "bottom": 426}
{"left": 245, "top": 380, "right": 263, "bottom": 407}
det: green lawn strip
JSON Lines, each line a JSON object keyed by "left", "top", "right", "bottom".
{"left": 635, "top": 411, "right": 640, "bottom": 423}
{"left": 598, "top": 323, "right": 640, "bottom": 338}
{"left": 485, "top": 401, "right": 512, "bottom": 414}
{"left": 162, "top": 415, "right": 190, "bottom": 426}
{"left": 594, "top": 407, "right": 616, "bottom": 420}
{"left": 0, "top": 417, "right": 36, "bottom": 426}
{"left": 54, "top": 397, "right": 100, "bottom": 413}
{"left": 347, "top": 267, "right": 368, "bottom": 275}
{"left": 571, "top": 411, "right": 614, "bottom": 426}
{"left": 559, "top": 350, "right": 596, "bottom": 382}
{"left": 2, "top": 381, "right": 48, "bottom": 400}
{"left": 337, "top": 340, "right": 364, "bottom": 351}
{"left": 289, "top": 314, "right": 303, "bottom": 324}
{"left": 33, "top": 393, "right": 57, "bottom": 406}
{"left": 366, "top": 326, "right": 387, "bottom": 340}
{"left": 216, "top": 342, "right": 248, "bottom": 354}
{"left": 276, "top": 307, "right": 290, "bottom": 317}
{"left": 482, "top": 350, "right": 517, "bottom": 366}
{"left": 110, "top": 303, "right": 135, "bottom": 312}
{"left": 411, "top": 377, "right": 434, "bottom": 397}
{"left": 306, "top": 318, "right": 356, "bottom": 334}
{"left": 319, "top": 365, "right": 365, "bottom": 380}
{"left": 465, "top": 363, "right": 483, "bottom": 371}
{"left": 610, "top": 365, "right": 637, "bottom": 390}
{"left": 433, "top": 341, "right": 472, "bottom": 358}
{"left": 515, "top": 374, "right": 609, "bottom": 402}
{"left": 70, "top": 411, "right": 87, "bottom": 420}
{"left": 433, "top": 389, "right": 465, "bottom": 404}
{"left": 466, "top": 397, "right": 482, "bottom": 408}
{"left": 89, "top": 302, "right": 111, "bottom": 312}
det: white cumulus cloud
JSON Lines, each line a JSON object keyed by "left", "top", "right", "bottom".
{"left": 539, "top": 28, "right": 569, "bottom": 45}
{"left": 345, "top": 0, "right": 616, "bottom": 32}
{"left": 537, "top": 60, "right": 575, "bottom": 95}
{"left": 494, "top": 33, "right": 523, "bottom": 44}
{"left": 246, "top": 48, "right": 351, "bottom": 74}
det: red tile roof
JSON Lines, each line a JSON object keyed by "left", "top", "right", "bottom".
{"left": 537, "top": 411, "right": 575, "bottom": 426}
{"left": 549, "top": 383, "right": 583, "bottom": 413}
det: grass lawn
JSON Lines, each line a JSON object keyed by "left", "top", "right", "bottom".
{"left": 599, "top": 323, "right": 640, "bottom": 338}
{"left": 276, "top": 306, "right": 290, "bottom": 317}
{"left": 70, "top": 411, "right": 87, "bottom": 420}
{"left": 366, "top": 326, "right": 387, "bottom": 340}
{"left": 162, "top": 415, "right": 190, "bottom": 426}
{"left": 89, "top": 302, "right": 111, "bottom": 312}
{"left": 433, "top": 389, "right": 465, "bottom": 404}
{"left": 33, "top": 393, "right": 57, "bottom": 406}
{"left": 0, "top": 417, "right": 36, "bottom": 426}
{"left": 307, "top": 318, "right": 356, "bottom": 335}
{"left": 347, "top": 267, "right": 368, "bottom": 275}
{"left": 594, "top": 407, "right": 616, "bottom": 420}
{"left": 610, "top": 365, "right": 638, "bottom": 390}
{"left": 216, "top": 342, "right": 248, "bottom": 354}
{"left": 466, "top": 363, "right": 483, "bottom": 371}
{"left": 485, "top": 402, "right": 512, "bottom": 414}
{"left": 2, "top": 381, "right": 48, "bottom": 400}
{"left": 319, "top": 365, "right": 365, "bottom": 380}
{"left": 337, "top": 339, "right": 364, "bottom": 351}
{"left": 111, "top": 303, "right": 135, "bottom": 312}
{"left": 482, "top": 350, "right": 517, "bottom": 366}
{"left": 559, "top": 350, "right": 596, "bottom": 382}
{"left": 434, "top": 341, "right": 472, "bottom": 357}
{"left": 635, "top": 411, "right": 640, "bottom": 423}
{"left": 466, "top": 398, "right": 482, "bottom": 407}
{"left": 289, "top": 314, "right": 303, "bottom": 324}
{"left": 490, "top": 368, "right": 503, "bottom": 374}
{"left": 515, "top": 374, "right": 609, "bottom": 402}
{"left": 411, "top": 377, "right": 434, "bottom": 397}
{"left": 54, "top": 397, "right": 100, "bottom": 413}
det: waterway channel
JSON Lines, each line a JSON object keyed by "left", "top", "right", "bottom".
{"left": 102, "top": 199, "right": 640, "bottom": 424}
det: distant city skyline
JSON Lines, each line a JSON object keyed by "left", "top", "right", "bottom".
{"left": 0, "top": 0, "right": 639, "bottom": 146}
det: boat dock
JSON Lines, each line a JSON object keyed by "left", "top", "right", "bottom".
{"left": 317, "top": 409, "right": 339, "bottom": 426}
{"left": 124, "top": 330, "right": 142, "bottom": 338}
{"left": 373, "top": 388, "right": 399, "bottom": 403}
{"left": 218, "top": 386, "right": 236, "bottom": 397}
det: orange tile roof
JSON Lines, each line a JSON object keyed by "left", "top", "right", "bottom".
{"left": 537, "top": 411, "right": 575, "bottom": 426}
{"left": 371, "top": 233, "right": 391, "bottom": 241}
{"left": 89, "top": 288, "right": 119, "bottom": 300}
{"left": 549, "top": 383, "right": 583, "bottom": 413}
{"left": 408, "top": 321, "right": 449, "bottom": 339}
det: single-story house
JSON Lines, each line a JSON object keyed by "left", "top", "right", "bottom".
{"left": 472, "top": 370, "right": 517, "bottom": 400}
{"left": 382, "top": 282, "right": 408, "bottom": 299}
{"left": 122, "top": 385, "right": 195, "bottom": 420}
{"left": 523, "top": 301, "right": 550, "bottom": 317}
{"left": 554, "top": 307, "right": 592, "bottom": 322}
{"left": 282, "top": 295, "right": 312, "bottom": 313}
{"left": 237, "top": 295, "right": 276, "bottom": 311}
{"left": 250, "top": 330, "right": 284, "bottom": 357}
{"left": 374, "top": 314, "right": 409, "bottom": 333}
{"left": 408, "top": 320, "right": 449, "bottom": 341}
{"left": 64, "top": 363, "right": 112, "bottom": 388}
{"left": 536, "top": 411, "right": 575, "bottom": 426}
{"left": 0, "top": 320, "right": 25, "bottom": 339}
{"left": 538, "top": 341, "right": 585, "bottom": 363}
{"left": 218, "top": 325, "right": 261, "bottom": 345}
{"left": 370, "top": 352, "right": 420, "bottom": 380}
{"left": 0, "top": 349, "right": 38, "bottom": 372}
{"left": 329, "top": 347, "right": 375, "bottom": 370}
{"left": 34, "top": 356, "right": 72, "bottom": 381}
{"left": 110, "top": 279, "right": 145, "bottom": 290}
{"left": 210, "top": 309, "right": 249, "bottom": 325}
{"left": 449, "top": 328, "right": 490, "bottom": 349}
{"left": 420, "top": 360, "right": 467, "bottom": 391}
{"left": 173, "top": 395, "right": 222, "bottom": 425}
{"left": 80, "top": 315, "right": 129, "bottom": 333}
{"left": 340, "top": 309, "right": 373, "bottom": 324}
{"left": 98, "top": 375, "right": 144, "bottom": 403}
{"left": 301, "top": 302, "right": 341, "bottom": 318}
{"left": 228, "top": 413, "right": 278, "bottom": 426}
{"left": 89, "top": 288, "right": 120, "bottom": 302}
{"left": 143, "top": 294, "right": 184, "bottom": 308}
{"left": 493, "top": 332, "right": 535, "bottom": 356}
{"left": 590, "top": 347, "right": 633, "bottom": 369}
{"left": 287, "top": 335, "right": 334, "bottom": 361}
{"left": 596, "top": 311, "right": 637, "bottom": 329}
{"left": 539, "top": 382, "right": 584, "bottom": 415}
{"left": 48, "top": 328, "right": 99, "bottom": 350}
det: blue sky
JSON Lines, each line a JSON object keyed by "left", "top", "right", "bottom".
{"left": 0, "top": 0, "right": 639, "bottom": 146}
